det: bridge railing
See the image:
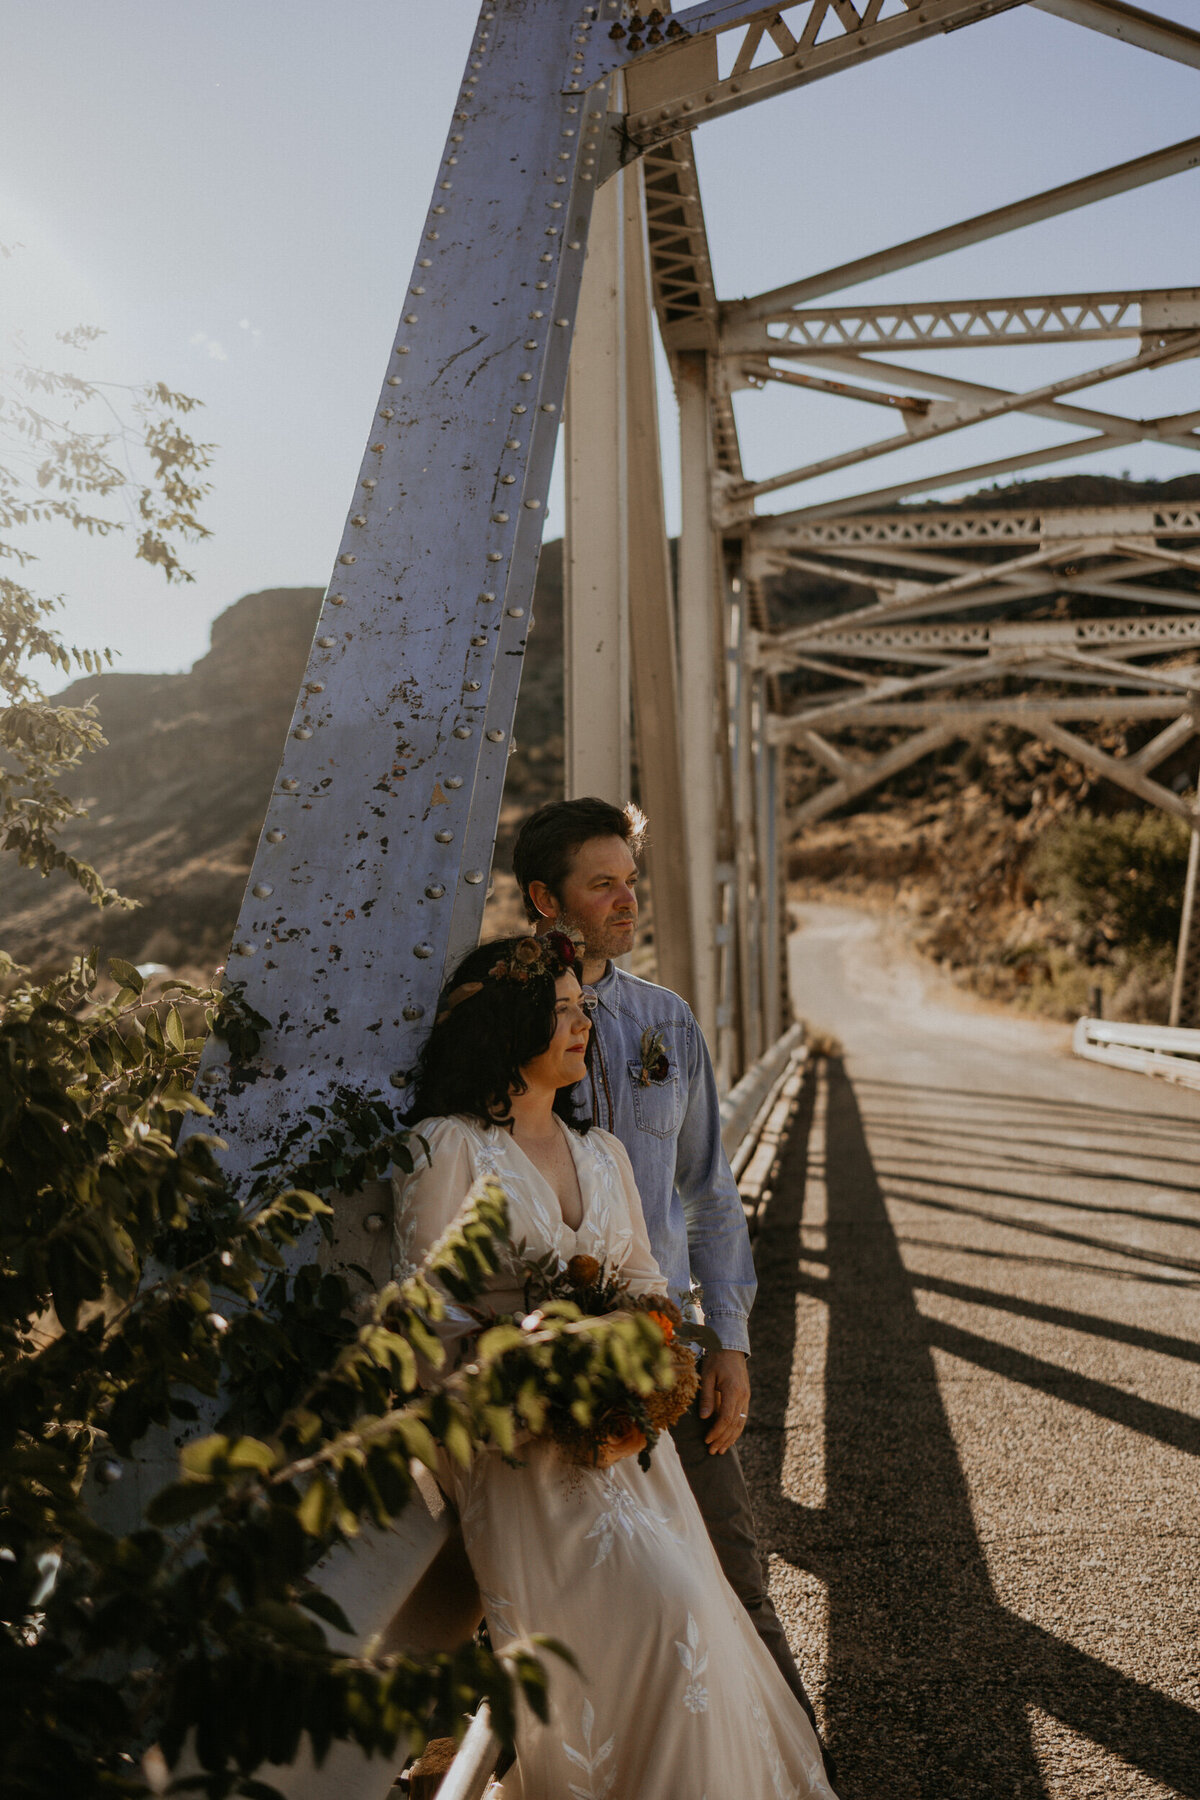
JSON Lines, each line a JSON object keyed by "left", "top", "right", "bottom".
{"left": 1073, "top": 1017, "right": 1200, "bottom": 1091}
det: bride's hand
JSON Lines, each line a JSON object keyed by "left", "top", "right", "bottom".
{"left": 594, "top": 1423, "right": 647, "bottom": 1468}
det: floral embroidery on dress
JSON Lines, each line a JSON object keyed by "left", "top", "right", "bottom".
{"left": 676, "top": 1612, "right": 709, "bottom": 1714}
{"left": 563, "top": 1697, "right": 616, "bottom": 1799}
{"left": 583, "top": 1471, "right": 674, "bottom": 1568}
{"left": 480, "top": 1586, "right": 517, "bottom": 1643}
{"left": 748, "top": 1687, "right": 822, "bottom": 1798}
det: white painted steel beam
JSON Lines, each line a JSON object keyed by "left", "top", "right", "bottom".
{"left": 1035, "top": 719, "right": 1198, "bottom": 821}
{"left": 749, "top": 503, "right": 1200, "bottom": 549}
{"left": 566, "top": 166, "right": 632, "bottom": 805}
{"left": 758, "top": 614, "right": 1200, "bottom": 666}
{"left": 732, "top": 345, "right": 1200, "bottom": 455}
{"left": 191, "top": 4, "right": 603, "bottom": 1179}
{"left": 772, "top": 695, "right": 1195, "bottom": 735}
{"left": 1171, "top": 808, "right": 1200, "bottom": 1027}
{"left": 622, "top": 161, "right": 697, "bottom": 1008}
{"left": 678, "top": 352, "right": 721, "bottom": 1046}
{"left": 726, "top": 135, "right": 1200, "bottom": 317}
{"left": 721, "top": 289, "right": 1200, "bottom": 357}
{"left": 608, "top": 0, "right": 1030, "bottom": 149}
{"left": 1032, "top": 0, "right": 1200, "bottom": 69}
{"left": 790, "top": 725, "right": 955, "bottom": 827}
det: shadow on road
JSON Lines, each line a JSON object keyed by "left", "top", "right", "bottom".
{"left": 748, "top": 1057, "right": 1200, "bottom": 1800}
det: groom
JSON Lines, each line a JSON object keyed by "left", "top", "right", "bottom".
{"left": 512, "top": 796, "right": 828, "bottom": 1752}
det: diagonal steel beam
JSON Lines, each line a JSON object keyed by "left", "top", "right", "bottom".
{"left": 789, "top": 724, "right": 956, "bottom": 826}
{"left": 1031, "top": 0, "right": 1200, "bottom": 69}
{"left": 730, "top": 332, "right": 1200, "bottom": 506}
{"left": 1036, "top": 718, "right": 1199, "bottom": 819}
{"left": 731, "top": 345, "right": 1200, "bottom": 456}
{"left": 771, "top": 694, "right": 1194, "bottom": 734}
{"left": 1128, "top": 714, "right": 1198, "bottom": 773}
{"left": 726, "top": 135, "right": 1200, "bottom": 317}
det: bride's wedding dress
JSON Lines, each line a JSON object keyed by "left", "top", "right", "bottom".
{"left": 394, "top": 1115, "right": 838, "bottom": 1800}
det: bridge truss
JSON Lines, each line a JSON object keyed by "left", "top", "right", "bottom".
{"left": 194, "top": 0, "right": 1200, "bottom": 1228}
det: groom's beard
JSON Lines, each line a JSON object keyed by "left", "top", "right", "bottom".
{"left": 553, "top": 906, "right": 637, "bottom": 966}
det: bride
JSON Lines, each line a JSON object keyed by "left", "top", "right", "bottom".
{"left": 394, "top": 931, "right": 838, "bottom": 1799}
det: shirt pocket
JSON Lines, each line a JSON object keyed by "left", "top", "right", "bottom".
{"left": 627, "top": 1062, "right": 683, "bottom": 1139}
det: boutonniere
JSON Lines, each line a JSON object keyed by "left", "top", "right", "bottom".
{"left": 636, "top": 1027, "right": 671, "bottom": 1086}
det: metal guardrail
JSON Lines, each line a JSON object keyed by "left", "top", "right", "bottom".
{"left": 720, "top": 1023, "right": 808, "bottom": 1181}
{"left": 1073, "top": 1016, "right": 1200, "bottom": 1091}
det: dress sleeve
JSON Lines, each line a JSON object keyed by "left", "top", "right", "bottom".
{"left": 391, "top": 1117, "right": 484, "bottom": 1364}
{"left": 596, "top": 1129, "right": 669, "bottom": 1301}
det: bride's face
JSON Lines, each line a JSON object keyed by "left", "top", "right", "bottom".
{"left": 520, "top": 971, "right": 592, "bottom": 1093}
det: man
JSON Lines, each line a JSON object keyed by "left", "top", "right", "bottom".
{"left": 512, "top": 796, "right": 830, "bottom": 1761}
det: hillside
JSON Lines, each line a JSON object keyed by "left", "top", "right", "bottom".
{"left": 0, "top": 547, "right": 564, "bottom": 978}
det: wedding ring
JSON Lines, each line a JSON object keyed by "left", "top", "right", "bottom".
{"left": 738, "top": 1411, "right": 747, "bottom": 1418}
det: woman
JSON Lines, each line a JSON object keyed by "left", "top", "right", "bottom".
{"left": 394, "top": 932, "right": 837, "bottom": 1799}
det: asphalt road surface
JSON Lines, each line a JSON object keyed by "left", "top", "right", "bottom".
{"left": 742, "top": 903, "right": 1200, "bottom": 1800}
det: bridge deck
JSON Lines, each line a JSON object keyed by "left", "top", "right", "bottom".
{"left": 747, "top": 906, "right": 1200, "bottom": 1799}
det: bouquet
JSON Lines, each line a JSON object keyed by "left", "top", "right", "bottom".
{"left": 517, "top": 1250, "right": 718, "bottom": 1469}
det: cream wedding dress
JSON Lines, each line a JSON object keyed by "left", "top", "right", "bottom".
{"left": 394, "top": 1114, "right": 838, "bottom": 1800}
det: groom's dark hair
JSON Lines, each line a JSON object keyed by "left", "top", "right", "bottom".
{"left": 512, "top": 797, "right": 647, "bottom": 924}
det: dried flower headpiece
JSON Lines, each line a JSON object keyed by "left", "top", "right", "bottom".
{"left": 435, "top": 929, "right": 583, "bottom": 1024}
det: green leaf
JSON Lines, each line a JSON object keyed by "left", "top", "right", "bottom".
{"left": 297, "top": 1588, "right": 354, "bottom": 1636}
{"left": 108, "top": 957, "right": 144, "bottom": 995}
{"left": 164, "top": 1006, "right": 186, "bottom": 1052}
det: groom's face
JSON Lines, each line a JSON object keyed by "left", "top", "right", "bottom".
{"left": 549, "top": 834, "right": 639, "bottom": 964}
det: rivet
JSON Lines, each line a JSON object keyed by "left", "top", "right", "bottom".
{"left": 281, "top": 778, "right": 300, "bottom": 791}
{"left": 470, "top": 633, "right": 488, "bottom": 645}
{"left": 465, "top": 869, "right": 485, "bottom": 885}
{"left": 328, "top": 594, "right": 346, "bottom": 606}
{"left": 432, "top": 205, "right": 447, "bottom": 214}
{"left": 478, "top": 591, "right": 497, "bottom": 603}
{"left": 307, "top": 681, "right": 325, "bottom": 693}
{"left": 535, "top": 281, "right": 549, "bottom": 290}
{"left": 426, "top": 231, "right": 439, "bottom": 240}
{"left": 266, "top": 829, "right": 287, "bottom": 843}
{"left": 464, "top": 679, "right": 481, "bottom": 691}
{"left": 568, "top": 240, "right": 582, "bottom": 250}
{"left": 501, "top": 474, "right": 516, "bottom": 485}
{"left": 545, "top": 226, "right": 560, "bottom": 237}
{"left": 446, "top": 776, "right": 464, "bottom": 789}
{"left": 232, "top": 941, "right": 257, "bottom": 957}
{"left": 412, "top": 285, "right": 426, "bottom": 293}
{"left": 364, "top": 1212, "right": 386, "bottom": 1233}
{"left": 555, "top": 317, "right": 570, "bottom": 327}
{"left": 439, "top": 180, "right": 452, "bottom": 190}
{"left": 339, "top": 553, "right": 357, "bottom": 565}
{"left": 294, "top": 726, "right": 313, "bottom": 740}
{"left": 405, "top": 312, "right": 419, "bottom": 323}
{"left": 317, "top": 636, "right": 337, "bottom": 648}
{"left": 395, "top": 345, "right": 411, "bottom": 354}
{"left": 390, "top": 1069, "right": 410, "bottom": 1087}
{"left": 540, "top": 402, "right": 557, "bottom": 413}
{"left": 555, "top": 175, "right": 567, "bottom": 184}
{"left": 506, "top": 606, "right": 525, "bottom": 617}
{"left": 351, "top": 514, "right": 367, "bottom": 526}
{"left": 581, "top": 172, "right": 593, "bottom": 182}
{"left": 540, "top": 253, "right": 554, "bottom": 264}
{"left": 492, "top": 511, "right": 510, "bottom": 523}
{"left": 518, "top": 371, "right": 534, "bottom": 382}
{"left": 403, "top": 1003, "right": 425, "bottom": 1021}
{"left": 524, "top": 339, "right": 539, "bottom": 350}
{"left": 380, "top": 408, "right": 395, "bottom": 419}
{"left": 252, "top": 883, "right": 274, "bottom": 899}
{"left": 425, "top": 883, "right": 446, "bottom": 899}
{"left": 413, "top": 943, "right": 434, "bottom": 959}
{"left": 486, "top": 729, "right": 505, "bottom": 743}
{"left": 387, "top": 374, "right": 403, "bottom": 386}
{"left": 506, "top": 437, "right": 521, "bottom": 449}
{"left": 487, "top": 551, "right": 504, "bottom": 563}
{"left": 434, "top": 828, "right": 454, "bottom": 844}
{"left": 512, "top": 403, "right": 528, "bottom": 415}
{"left": 562, "top": 129, "right": 576, "bottom": 137}
{"left": 419, "top": 257, "right": 433, "bottom": 266}
{"left": 524, "top": 499, "right": 541, "bottom": 509}
{"left": 454, "top": 725, "right": 473, "bottom": 738}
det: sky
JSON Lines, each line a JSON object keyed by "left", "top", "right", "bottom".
{"left": 2, "top": 0, "right": 1197, "bottom": 679}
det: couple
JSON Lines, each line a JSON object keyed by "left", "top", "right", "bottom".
{"left": 394, "top": 798, "right": 838, "bottom": 1799}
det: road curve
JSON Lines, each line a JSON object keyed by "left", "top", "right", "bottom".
{"left": 743, "top": 903, "right": 1200, "bottom": 1800}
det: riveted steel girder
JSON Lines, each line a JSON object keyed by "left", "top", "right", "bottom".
{"left": 193, "top": 1, "right": 606, "bottom": 1177}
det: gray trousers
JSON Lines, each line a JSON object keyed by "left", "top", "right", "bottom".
{"left": 670, "top": 1399, "right": 825, "bottom": 1745}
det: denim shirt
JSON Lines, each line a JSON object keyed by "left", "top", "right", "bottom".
{"left": 579, "top": 963, "right": 756, "bottom": 1354}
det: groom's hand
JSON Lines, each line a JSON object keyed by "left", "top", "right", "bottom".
{"left": 698, "top": 1349, "right": 750, "bottom": 1455}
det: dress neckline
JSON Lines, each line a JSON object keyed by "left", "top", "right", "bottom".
{"left": 488, "top": 1115, "right": 589, "bottom": 1238}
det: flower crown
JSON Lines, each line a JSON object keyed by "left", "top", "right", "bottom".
{"left": 435, "top": 929, "right": 583, "bottom": 1025}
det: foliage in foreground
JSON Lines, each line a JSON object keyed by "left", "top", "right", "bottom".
{"left": 0, "top": 956, "right": 676, "bottom": 1796}
{"left": 1029, "top": 808, "right": 1192, "bottom": 962}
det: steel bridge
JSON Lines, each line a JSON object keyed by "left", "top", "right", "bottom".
{"left": 171, "top": 4, "right": 1200, "bottom": 1794}
{"left": 194, "top": 0, "right": 1200, "bottom": 1187}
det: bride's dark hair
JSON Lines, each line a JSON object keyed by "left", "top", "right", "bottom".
{"left": 405, "top": 933, "right": 591, "bottom": 1133}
